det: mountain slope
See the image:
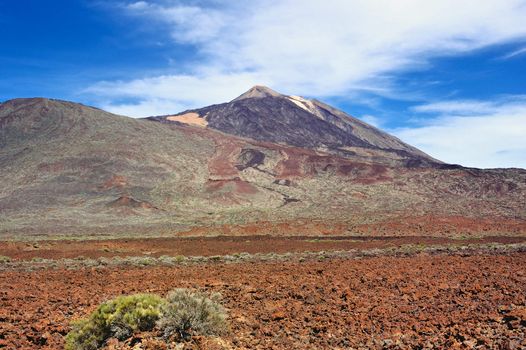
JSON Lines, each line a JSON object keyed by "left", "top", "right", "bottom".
{"left": 0, "top": 98, "right": 216, "bottom": 234}
{"left": 149, "top": 86, "right": 438, "bottom": 167}
{"left": 1, "top": 97, "right": 525, "bottom": 238}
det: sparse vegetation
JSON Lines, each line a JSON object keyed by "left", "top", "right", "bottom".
{"left": 31, "top": 257, "right": 46, "bottom": 263}
{"left": 2, "top": 240, "right": 526, "bottom": 273}
{"left": 173, "top": 255, "right": 186, "bottom": 263}
{"left": 64, "top": 289, "right": 228, "bottom": 349}
{"left": 158, "top": 289, "right": 228, "bottom": 340}
{"left": 65, "top": 293, "right": 165, "bottom": 350}
{"left": 0, "top": 255, "right": 11, "bottom": 263}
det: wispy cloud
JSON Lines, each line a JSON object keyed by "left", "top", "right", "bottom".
{"left": 85, "top": 0, "right": 526, "bottom": 117}
{"left": 124, "top": 1, "right": 230, "bottom": 44}
{"left": 360, "top": 115, "right": 383, "bottom": 128}
{"left": 500, "top": 46, "right": 526, "bottom": 60}
{"left": 393, "top": 96, "right": 526, "bottom": 169}
{"left": 412, "top": 100, "right": 503, "bottom": 115}
{"left": 87, "top": 71, "right": 266, "bottom": 117}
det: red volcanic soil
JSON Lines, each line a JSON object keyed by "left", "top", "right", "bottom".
{"left": 179, "top": 121, "right": 394, "bottom": 183}
{"left": 1, "top": 253, "right": 525, "bottom": 349}
{"left": 99, "top": 175, "right": 128, "bottom": 190}
{"left": 1, "top": 235, "right": 525, "bottom": 261}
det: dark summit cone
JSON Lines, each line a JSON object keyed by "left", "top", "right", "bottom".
{"left": 150, "top": 85, "right": 439, "bottom": 167}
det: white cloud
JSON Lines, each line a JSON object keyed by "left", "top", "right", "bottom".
{"left": 86, "top": 0, "right": 526, "bottom": 118}
{"left": 500, "top": 46, "right": 526, "bottom": 59}
{"left": 412, "top": 100, "right": 499, "bottom": 115}
{"left": 125, "top": 3, "right": 229, "bottom": 44}
{"left": 360, "top": 115, "right": 382, "bottom": 128}
{"left": 393, "top": 97, "right": 526, "bottom": 169}
{"left": 102, "top": 98, "right": 186, "bottom": 118}
{"left": 126, "top": 1, "right": 149, "bottom": 11}
{"left": 86, "top": 71, "right": 268, "bottom": 116}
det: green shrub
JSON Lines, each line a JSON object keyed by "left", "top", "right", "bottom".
{"left": 64, "top": 289, "right": 228, "bottom": 349}
{"left": 65, "top": 293, "right": 165, "bottom": 350}
{"left": 157, "top": 289, "right": 228, "bottom": 340}
{"left": 173, "top": 255, "right": 186, "bottom": 263}
{"left": 0, "top": 255, "right": 11, "bottom": 263}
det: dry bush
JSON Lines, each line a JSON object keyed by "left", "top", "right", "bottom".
{"left": 157, "top": 289, "right": 228, "bottom": 341}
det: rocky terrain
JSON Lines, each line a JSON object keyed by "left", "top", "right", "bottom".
{"left": 1, "top": 90, "right": 526, "bottom": 238}
{"left": 1, "top": 249, "right": 525, "bottom": 349}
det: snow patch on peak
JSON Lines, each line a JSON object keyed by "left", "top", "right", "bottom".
{"left": 287, "top": 95, "right": 325, "bottom": 120}
{"left": 289, "top": 95, "right": 309, "bottom": 103}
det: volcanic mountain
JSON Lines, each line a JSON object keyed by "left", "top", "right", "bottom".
{"left": 1, "top": 91, "right": 525, "bottom": 238}
{"left": 148, "top": 86, "right": 438, "bottom": 167}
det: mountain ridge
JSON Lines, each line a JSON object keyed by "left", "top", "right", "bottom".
{"left": 1, "top": 94, "right": 525, "bottom": 238}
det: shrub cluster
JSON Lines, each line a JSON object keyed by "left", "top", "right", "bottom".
{"left": 64, "top": 289, "right": 228, "bottom": 350}
{"left": 158, "top": 289, "right": 228, "bottom": 340}
{"left": 65, "top": 294, "right": 164, "bottom": 350}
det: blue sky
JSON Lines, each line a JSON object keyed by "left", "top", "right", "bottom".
{"left": 1, "top": 0, "right": 526, "bottom": 168}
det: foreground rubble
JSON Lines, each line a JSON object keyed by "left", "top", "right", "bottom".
{"left": 1, "top": 247, "right": 525, "bottom": 349}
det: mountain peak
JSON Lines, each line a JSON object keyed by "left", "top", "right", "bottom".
{"left": 1, "top": 97, "right": 85, "bottom": 112}
{"left": 1, "top": 98, "right": 59, "bottom": 124}
{"left": 232, "top": 85, "right": 282, "bottom": 102}
{"left": 2, "top": 97, "right": 50, "bottom": 108}
{"left": 152, "top": 85, "right": 438, "bottom": 164}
